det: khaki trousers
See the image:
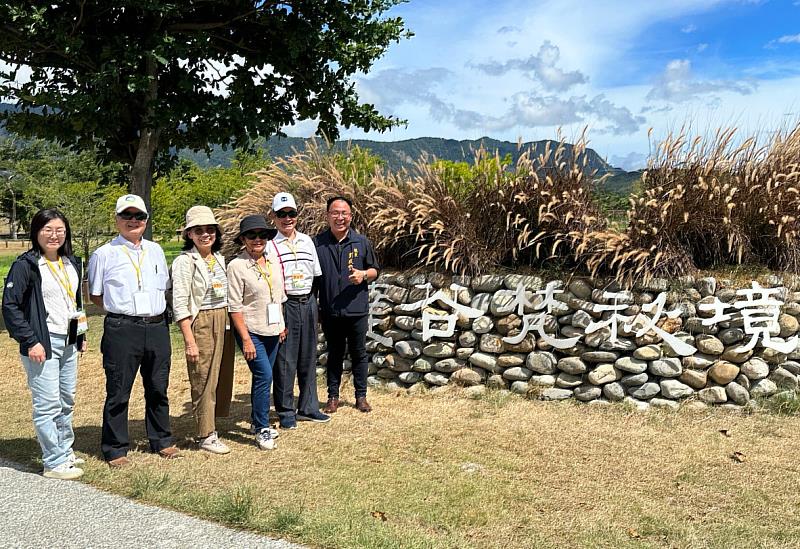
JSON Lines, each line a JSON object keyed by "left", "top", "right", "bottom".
{"left": 188, "top": 307, "right": 235, "bottom": 438}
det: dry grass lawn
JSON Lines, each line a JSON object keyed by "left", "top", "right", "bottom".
{"left": 2, "top": 314, "right": 800, "bottom": 548}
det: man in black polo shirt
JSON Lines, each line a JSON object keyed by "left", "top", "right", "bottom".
{"left": 314, "top": 196, "right": 379, "bottom": 413}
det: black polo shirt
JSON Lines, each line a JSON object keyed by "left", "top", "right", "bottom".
{"left": 314, "top": 228, "right": 379, "bottom": 317}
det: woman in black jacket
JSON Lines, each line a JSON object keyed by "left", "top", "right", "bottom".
{"left": 2, "top": 209, "right": 87, "bottom": 480}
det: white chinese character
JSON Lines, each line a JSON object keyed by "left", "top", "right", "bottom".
{"left": 623, "top": 292, "right": 697, "bottom": 356}
{"left": 733, "top": 282, "right": 798, "bottom": 353}
{"left": 367, "top": 283, "right": 393, "bottom": 347}
{"left": 395, "top": 283, "right": 483, "bottom": 341}
{"left": 586, "top": 291, "right": 633, "bottom": 343}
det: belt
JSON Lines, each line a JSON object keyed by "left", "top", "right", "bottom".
{"left": 107, "top": 312, "right": 166, "bottom": 324}
{"left": 286, "top": 293, "right": 313, "bottom": 304}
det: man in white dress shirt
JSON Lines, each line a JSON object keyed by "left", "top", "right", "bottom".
{"left": 88, "top": 194, "right": 180, "bottom": 467}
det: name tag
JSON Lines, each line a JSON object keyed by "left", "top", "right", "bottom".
{"left": 211, "top": 280, "right": 225, "bottom": 298}
{"left": 267, "top": 303, "right": 281, "bottom": 325}
{"left": 133, "top": 291, "right": 154, "bottom": 316}
{"left": 72, "top": 310, "right": 89, "bottom": 335}
{"left": 290, "top": 269, "right": 306, "bottom": 289}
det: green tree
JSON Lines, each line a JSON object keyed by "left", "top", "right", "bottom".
{"left": 0, "top": 1, "right": 411, "bottom": 235}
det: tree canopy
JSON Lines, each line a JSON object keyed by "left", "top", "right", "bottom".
{"left": 0, "top": 1, "right": 410, "bottom": 222}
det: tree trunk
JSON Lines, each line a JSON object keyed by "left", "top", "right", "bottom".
{"left": 129, "top": 53, "right": 161, "bottom": 240}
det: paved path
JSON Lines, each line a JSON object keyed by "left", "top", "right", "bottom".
{"left": 0, "top": 458, "right": 304, "bottom": 549}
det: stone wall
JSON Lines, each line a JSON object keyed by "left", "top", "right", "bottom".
{"left": 316, "top": 272, "right": 800, "bottom": 410}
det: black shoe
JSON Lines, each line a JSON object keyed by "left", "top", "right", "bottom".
{"left": 297, "top": 410, "right": 332, "bottom": 423}
{"left": 279, "top": 418, "right": 297, "bottom": 430}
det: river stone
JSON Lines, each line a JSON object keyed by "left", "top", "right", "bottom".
{"left": 582, "top": 351, "right": 619, "bottom": 363}
{"left": 496, "top": 314, "right": 522, "bottom": 335}
{"left": 556, "top": 372, "right": 584, "bottom": 389}
{"left": 615, "top": 356, "right": 648, "bottom": 374}
{"left": 528, "top": 374, "right": 556, "bottom": 387}
{"left": 503, "top": 367, "right": 534, "bottom": 381}
{"left": 769, "top": 367, "right": 798, "bottom": 390}
{"left": 377, "top": 368, "right": 398, "bottom": 380}
{"left": 468, "top": 352, "right": 500, "bottom": 373}
{"left": 685, "top": 317, "right": 718, "bottom": 335}
{"left": 479, "top": 333, "right": 506, "bottom": 354}
{"left": 384, "top": 354, "right": 413, "bottom": 372}
{"left": 568, "top": 279, "right": 593, "bottom": 299}
{"left": 720, "top": 346, "right": 753, "bottom": 364}
{"left": 524, "top": 351, "right": 555, "bottom": 374}
{"left": 367, "top": 375, "right": 385, "bottom": 388}
{"left": 394, "top": 340, "right": 422, "bottom": 359}
{"left": 462, "top": 385, "right": 486, "bottom": 398}
{"left": 603, "top": 382, "right": 626, "bottom": 401}
{"left": 393, "top": 316, "right": 416, "bottom": 332}
{"left": 422, "top": 342, "right": 456, "bottom": 359}
{"left": 541, "top": 388, "right": 573, "bottom": 401}
{"left": 741, "top": 357, "right": 769, "bottom": 380}
{"left": 660, "top": 379, "right": 694, "bottom": 399}
{"left": 620, "top": 372, "right": 649, "bottom": 387}
{"left": 679, "top": 368, "right": 708, "bottom": 389}
{"left": 434, "top": 358, "right": 465, "bottom": 373}
{"left": 510, "top": 381, "right": 530, "bottom": 395}
{"left": 786, "top": 302, "right": 800, "bottom": 317}
{"left": 725, "top": 381, "right": 750, "bottom": 405}
{"left": 587, "top": 364, "right": 621, "bottom": 385}
{"left": 472, "top": 316, "right": 494, "bottom": 334}
{"left": 469, "top": 293, "right": 492, "bottom": 314}
{"left": 584, "top": 328, "right": 611, "bottom": 348}
{"left": 424, "top": 372, "right": 449, "bottom": 386}
{"left": 505, "top": 334, "right": 535, "bottom": 353}
{"left": 600, "top": 338, "right": 637, "bottom": 352}
{"left": 695, "top": 335, "right": 724, "bottom": 356}
{"left": 426, "top": 272, "right": 447, "bottom": 288}
{"left": 698, "top": 386, "right": 727, "bottom": 404}
{"left": 761, "top": 347, "right": 789, "bottom": 365}
{"left": 696, "top": 277, "right": 717, "bottom": 297}
{"left": 471, "top": 275, "right": 504, "bottom": 293}
{"left": 628, "top": 382, "right": 660, "bottom": 400}
{"left": 412, "top": 357, "right": 436, "bottom": 373}
{"left": 574, "top": 385, "right": 602, "bottom": 401}
{"left": 398, "top": 371, "right": 422, "bottom": 384}
{"left": 716, "top": 288, "right": 737, "bottom": 303}
{"left": 490, "top": 290, "right": 517, "bottom": 316}
{"left": 735, "top": 373, "right": 751, "bottom": 390}
{"left": 383, "top": 329, "right": 411, "bottom": 343}
{"left": 750, "top": 378, "right": 778, "bottom": 398}
{"left": 458, "top": 331, "right": 477, "bottom": 347}
{"left": 557, "top": 356, "right": 587, "bottom": 375}
{"left": 571, "top": 310, "right": 593, "bottom": 329}
{"left": 494, "top": 354, "right": 523, "bottom": 368}
{"left": 779, "top": 314, "right": 799, "bottom": 338}
{"left": 504, "top": 274, "right": 543, "bottom": 291}
{"left": 450, "top": 368, "right": 482, "bottom": 386}
{"left": 622, "top": 396, "right": 651, "bottom": 411}
{"left": 456, "top": 348, "right": 474, "bottom": 360}
{"left": 649, "top": 358, "right": 682, "bottom": 377}
{"left": 782, "top": 361, "right": 800, "bottom": 375}
{"left": 373, "top": 316, "right": 393, "bottom": 331}
{"left": 486, "top": 374, "right": 507, "bottom": 389}
{"left": 708, "top": 361, "right": 740, "bottom": 385}
{"left": 682, "top": 354, "right": 715, "bottom": 370}
{"left": 634, "top": 345, "right": 662, "bottom": 361}
{"left": 650, "top": 398, "right": 680, "bottom": 410}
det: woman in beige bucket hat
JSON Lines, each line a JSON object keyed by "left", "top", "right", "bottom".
{"left": 171, "top": 206, "right": 236, "bottom": 454}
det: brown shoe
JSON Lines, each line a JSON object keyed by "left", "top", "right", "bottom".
{"left": 107, "top": 456, "right": 131, "bottom": 469}
{"left": 355, "top": 397, "right": 372, "bottom": 413}
{"left": 323, "top": 397, "right": 339, "bottom": 414}
{"left": 157, "top": 446, "right": 183, "bottom": 460}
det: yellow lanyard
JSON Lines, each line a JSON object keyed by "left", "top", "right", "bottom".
{"left": 205, "top": 254, "right": 217, "bottom": 274}
{"left": 254, "top": 257, "right": 274, "bottom": 300}
{"left": 44, "top": 257, "right": 77, "bottom": 309}
{"left": 121, "top": 246, "right": 146, "bottom": 290}
{"left": 284, "top": 240, "right": 299, "bottom": 267}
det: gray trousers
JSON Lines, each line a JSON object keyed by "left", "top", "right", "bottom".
{"left": 273, "top": 295, "right": 321, "bottom": 419}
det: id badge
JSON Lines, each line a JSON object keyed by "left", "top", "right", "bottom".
{"left": 267, "top": 303, "right": 281, "bottom": 325}
{"left": 72, "top": 310, "right": 89, "bottom": 335}
{"left": 290, "top": 270, "right": 306, "bottom": 289}
{"left": 132, "top": 291, "right": 153, "bottom": 316}
{"left": 211, "top": 280, "right": 225, "bottom": 298}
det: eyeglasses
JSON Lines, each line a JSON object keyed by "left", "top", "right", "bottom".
{"left": 328, "top": 211, "right": 351, "bottom": 219}
{"left": 242, "top": 230, "right": 270, "bottom": 240}
{"left": 40, "top": 228, "right": 66, "bottom": 237}
{"left": 191, "top": 225, "right": 216, "bottom": 235}
{"left": 117, "top": 211, "right": 149, "bottom": 221}
{"left": 275, "top": 210, "right": 298, "bottom": 219}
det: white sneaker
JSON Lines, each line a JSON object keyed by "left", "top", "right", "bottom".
{"left": 254, "top": 429, "right": 277, "bottom": 450}
{"left": 67, "top": 451, "right": 85, "bottom": 466}
{"left": 43, "top": 462, "right": 84, "bottom": 480}
{"left": 250, "top": 424, "right": 279, "bottom": 439}
{"left": 199, "top": 432, "right": 231, "bottom": 455}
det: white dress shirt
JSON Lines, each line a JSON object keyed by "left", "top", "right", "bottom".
{"left": 271, "top": 230, "right": 322, "bottom": 296}
{"left": 88, "top": 235, "right": 169, "bottom": 316}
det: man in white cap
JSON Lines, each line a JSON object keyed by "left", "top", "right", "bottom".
{"left": 269, "top": 192, "right": 330, "bottom": 428}
{"left": 88, "top": 194, "right": 180, "bottom": 467}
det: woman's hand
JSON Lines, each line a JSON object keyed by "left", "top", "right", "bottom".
{"left": 28, "top": 343, "right": 46, "bottom": 363}
{"left": 79, "top": 340, "right": 88, "bottom": 353}
{"left": 185, "top": 342, "right": 200, "bottom": 363}
{"left": 242, "top": 339, "right": 256, "bottom": 361}
{"left": 279, "top": 328, "right": 287, "bottom": 343}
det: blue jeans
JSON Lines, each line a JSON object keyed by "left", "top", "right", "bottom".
{"left": 236, "top": 332, "right": 279, "bottom": 431}
{"left": 21, "top": 334, "right": 78, "bottom": 470}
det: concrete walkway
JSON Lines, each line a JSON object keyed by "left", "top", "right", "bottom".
{"left": 0, "top": 458, "right": 304, "bottom": 549}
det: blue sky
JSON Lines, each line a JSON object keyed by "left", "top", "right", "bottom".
{"left": 300, "top": 0, "right": 800, "bottom": 169}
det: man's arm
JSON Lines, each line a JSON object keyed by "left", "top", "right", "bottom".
{"left": 90, "top": 295, "right": 105, "bottom": 310}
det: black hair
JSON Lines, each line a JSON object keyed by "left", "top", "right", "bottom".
{"left": 326, "top": 195, "right": 353, "bottom": 211}
{"left": 182, "top": 226, "right": 223, "bottom": 252}
{"left": 30, "top": 209, "right": 74, "bottom": 257}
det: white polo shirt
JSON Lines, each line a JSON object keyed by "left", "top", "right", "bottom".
{"left": 271, "top": 230, "right": 321, "bottom": 296}
{"left": 88, "top": 235, "right": 169, "bottom": 316}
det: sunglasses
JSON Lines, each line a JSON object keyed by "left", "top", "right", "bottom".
{"left": 275, "top": 210, "right": 298, "bottom": 219}
{"left": 191, "top": 225, "right": 217, "bottom": 235}
{"left": 117, "top": 211, "right": 149, "bottom": 221}
{"left": 242, "top": 230, "right": 270, "bottom": 240}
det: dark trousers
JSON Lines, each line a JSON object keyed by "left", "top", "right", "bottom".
{"left": 321, "top": 314, "right": 368, "bottom": 399}
{"left": 100, "top": 315, "right": 173, "bottom": 460}
{"left": 274, "top": 296, "right": 321, "bottom": 420}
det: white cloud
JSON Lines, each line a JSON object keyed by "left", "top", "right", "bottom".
{"left": 610, "top": 151, "right": 648, "bottom": 170}
{"left": 778, "top": 34, "right": 800, "bottom": 44}
{"left": 681, "top": 24, "right": 698, "bottom": 33}
{"left": 646, "top": 59, "right": 757, "bottom": 102}
{"left": 697, "top": 43, "right": 709, "bottom": 52}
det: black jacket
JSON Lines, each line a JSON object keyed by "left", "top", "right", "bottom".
{"left": 313, "top": 228, "right": 379, "bottom": 318}
{"left": 2, "top": 250, "right": 85, "bottom": 359}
